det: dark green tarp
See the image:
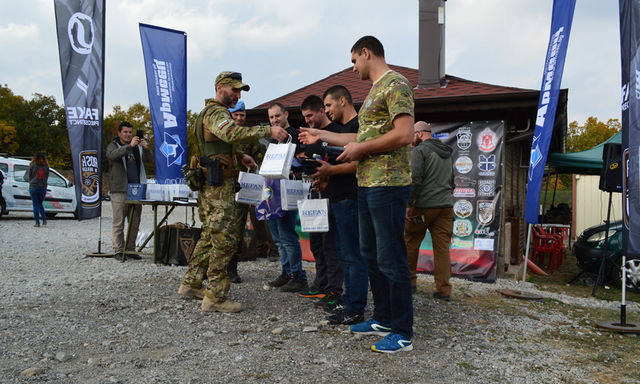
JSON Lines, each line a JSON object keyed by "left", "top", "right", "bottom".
{"left": 547, "top": 131, "right": 621, "bottom": 175}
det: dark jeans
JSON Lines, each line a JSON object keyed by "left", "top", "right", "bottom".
{"left": 358, "top": 186, "right": 413, "bottom": 338}
{"left": 29, "top": 187, "right": 47, "bottom": 225}
{"left": 309, "top": 209, "right": 343, "bottom": 294}
{"left": 268, "top": 211, "right": 307, "bottom": 280}
{"left": 332, "top": 198, "right": 368, "bottom": 314}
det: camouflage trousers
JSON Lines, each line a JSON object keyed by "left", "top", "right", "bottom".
{"left": 181, "top": 177, "right": 245, "bottom": 302}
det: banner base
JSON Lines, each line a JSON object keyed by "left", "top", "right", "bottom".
{"left": 496, "top": 288, "right": 543, "bottom": 301}
{"left": 85, "top": 252, "right": 115, "bottom": 258}
{"left": 596, "top": 321, "right": 640, "bottom": 333}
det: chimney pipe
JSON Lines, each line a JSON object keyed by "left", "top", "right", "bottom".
{"left": 417, "top": 0, "right": 446, "bottom": 88}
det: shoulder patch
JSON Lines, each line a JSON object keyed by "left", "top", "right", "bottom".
{"left": 218, "top": 120, "right": 230, "bottom": 129}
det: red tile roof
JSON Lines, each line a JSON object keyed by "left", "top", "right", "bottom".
{"left": 254, "top": 64, "right": 536, "bottom": 109}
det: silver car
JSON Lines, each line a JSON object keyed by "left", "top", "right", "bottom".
{"left": 0, "top": 156, "right": 77, "bottom": 218}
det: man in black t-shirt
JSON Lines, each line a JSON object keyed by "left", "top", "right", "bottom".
{"left": 297, "top": 95, "right": 345, "bottom": 309}
{"left": 300, "top": 89, "right": 368, "bottom": 326}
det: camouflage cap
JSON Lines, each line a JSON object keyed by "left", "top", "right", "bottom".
{"left": 215, "top": 71, "right": 250, "bottom": 91}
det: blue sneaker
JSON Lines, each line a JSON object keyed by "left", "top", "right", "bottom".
{"left": 371, "top": 333, "right": 413, "bottom": 353}
{"left": 349, "top": 318, "right": 391, "bottom": 336}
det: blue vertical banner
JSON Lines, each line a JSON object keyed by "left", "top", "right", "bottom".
{"left": 620, "top": 0, "right": 640, "bottom": 256}
{"left": 139, "top": 24, "right": 187, "bottom": 184}
{"left": 524, "top": 0, "right": 576, "bottom": 224}
{"left": 54, "top": 0, "right": 105, "bottom": 220}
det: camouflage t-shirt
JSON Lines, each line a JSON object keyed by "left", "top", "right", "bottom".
{"left": 356, "top": 70, "right": 414, "bottom": 187}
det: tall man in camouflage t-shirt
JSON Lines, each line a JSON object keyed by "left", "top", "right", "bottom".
{"left": 299, "top": 36, "right": 415, "bottom": 353}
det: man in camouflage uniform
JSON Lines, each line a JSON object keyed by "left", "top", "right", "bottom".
{"left": 178, "top": 72, "right": 288, "bottom": 313}
{"left": 298, "top": 36, "right": 415, "bottom": 353}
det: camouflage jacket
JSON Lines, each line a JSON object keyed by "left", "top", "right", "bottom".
{"left": 356, "top": 70, "right": 414, "bottom": 187}
{"left": 201, "top": 98, "right": 270, "bottom": 145}
{"left": 200, "top": 98, "right": 271, "bottom": 167}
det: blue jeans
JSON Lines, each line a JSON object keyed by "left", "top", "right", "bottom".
{"left": 358, "top": 186, "right": 413, "bottom": 338}
{"left": 268, "top": 211, "right": 307, "bottom": 280}
{"left": 29, "top": 187, "right": 47, "bottom": 225}
{"left": 332, "top": 198, "right": 368, "bottom": 315}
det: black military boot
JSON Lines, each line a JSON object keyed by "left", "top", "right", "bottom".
{"left": 227, "top": 256, "right": 242, "bottom": 284}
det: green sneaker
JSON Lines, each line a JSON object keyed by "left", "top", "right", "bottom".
{"left": 298, "top": 285, "right": 326, "bottom": 298}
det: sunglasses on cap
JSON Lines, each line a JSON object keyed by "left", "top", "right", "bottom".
{"left": 222, "top": 72, "right": 243, "bottom": 81}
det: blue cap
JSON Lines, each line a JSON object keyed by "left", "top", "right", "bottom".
{"left": 229, "top": 100, "right": 246, "bottom": 113}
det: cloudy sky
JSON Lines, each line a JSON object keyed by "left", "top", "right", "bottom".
{"left": 0, "top": 0, "right": 621, "bottom": 125}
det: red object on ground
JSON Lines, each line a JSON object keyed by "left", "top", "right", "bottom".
{"left": 531, "top": 225, "right": 563, "bottom": 273}
{"left": 522, "top": 255, "right": 548, "bottom": 276}
{"left": 300, "top": 238, "right": 314, "bottom": 262}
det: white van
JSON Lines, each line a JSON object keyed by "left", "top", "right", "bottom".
{"left": 0, "top": 156, "right": 77, "bottom": 218}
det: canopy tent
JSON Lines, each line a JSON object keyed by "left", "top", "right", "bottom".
{"left": 547, "top": 131, "right": 621, "bottom": 175}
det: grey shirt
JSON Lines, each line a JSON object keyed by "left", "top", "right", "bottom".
{"left": 23, "top": 164, "right": 49, "bottom": 189}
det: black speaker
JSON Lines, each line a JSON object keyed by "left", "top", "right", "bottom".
{"left": 156, "top": 224, "right": 202, "bottom": 266}
{"left": 599, "top": 142, "right": 622, "bottom": 192}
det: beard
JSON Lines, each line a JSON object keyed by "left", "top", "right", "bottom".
{"left": 221, "top": 90, "right": 238, "bottom": 108}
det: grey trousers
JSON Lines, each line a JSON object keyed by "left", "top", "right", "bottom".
{"left": 111, "top": 192, "right": 142, "bottom": 254}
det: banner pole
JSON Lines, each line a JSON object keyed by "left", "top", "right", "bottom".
{"left": 496, "top": 223, "right": 542, "bottom": 300}
{"left": 521, "top": 223, "right": 532, "bottom": 293}
{"left": 98, "top": 215, "right": 102, "bottom": 254}
{"left": 85, "top": 204, "right": 113, "bottom": 257}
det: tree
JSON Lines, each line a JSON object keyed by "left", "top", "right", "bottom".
{"left": 0, "top": 120, "right": 19, "bottom": 154}
{"left": 0, "top": 85, "right": 70, "bottom": 167}
{"left": 566, "top": 117, "right": 621, "bottom": 152}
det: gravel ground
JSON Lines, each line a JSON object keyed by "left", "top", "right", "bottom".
{"left": 1, "top": 203, "right": 638, "bottom": 384}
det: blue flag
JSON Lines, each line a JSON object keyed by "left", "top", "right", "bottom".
{"left": 139, "top": 23, "right": 187, "bottom": 184}
{"left": 524, "top": 0, "right": 576, "bottom": 224}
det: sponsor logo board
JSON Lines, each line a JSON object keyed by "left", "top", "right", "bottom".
{"left": 453, "top": 219, "right": 473, "bottom": 237}
{"left": 478, "top": 179, "right": 496, "bottom": 197}
{"left": 477, "top": 200, "right": 495, "bottom": 225}
{"left": 477, "top": 127, "right": 497, "bottom": 152}
{"left": 453, "top": 188, "right": 476, "bottom": 198}
{"left": 455, "top": 156, "right": 473, "bottom": 174}
{"left": 453, "top": 200, "right": 473, "bottom": 218}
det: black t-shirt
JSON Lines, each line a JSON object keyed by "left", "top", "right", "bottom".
{"left": 126, "top": 147, "right": 140, "bottom": 184}
{"left": 329, "top": 118, "right": 358, "bottom": 202}
{"left": 308, "top": 119, "right": 358, "bottom": 202}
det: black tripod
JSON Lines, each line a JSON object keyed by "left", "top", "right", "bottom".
{"left": 591, "top": 191, "right": 616, "bottom": 297}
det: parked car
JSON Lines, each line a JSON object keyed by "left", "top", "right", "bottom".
{"left": 572, "top": 220, "right": 640, "bottom": 293}
{"left": 0, "top": 155, "right": 77, "bottom": 218}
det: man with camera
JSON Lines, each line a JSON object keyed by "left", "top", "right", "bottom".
{"left": 178, "top": 71, "right": 288, "bottom": 313}
{"left": 106, "top": 121, "right": 153, "bottom": 260}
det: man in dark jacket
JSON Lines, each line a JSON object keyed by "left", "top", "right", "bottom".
{"left": 106, "top": 121, "right": 153, "bottom": 260}
{"left": 404, "top": 121, "right": 454, "bottom": 301}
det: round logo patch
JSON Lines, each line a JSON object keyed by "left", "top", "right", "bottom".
{"left": 453, "top": 219, "right": 473, "bottom": 237}
{"left": 453, "top": 200, "right": 473, "bottom": 218}
{"left": 455, "top": 156, "right": 473, "bottom": 174}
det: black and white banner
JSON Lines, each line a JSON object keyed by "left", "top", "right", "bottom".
{"left": 620, "top": 0, "right": 640, "bottom": 256}
{"left": 54, "top": 0, "right": 105, "bottom": 220}
{"left": 416, "top": 121, "right": 504, "bottom": 282}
